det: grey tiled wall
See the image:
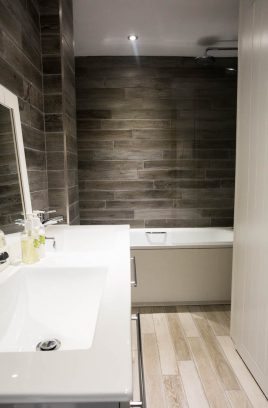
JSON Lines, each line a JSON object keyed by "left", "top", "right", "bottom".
{"left": 0, "top": 0, "right": 79, "bottom": 225}
{"left": 61, "top": 0, "right": 80, "bottom": 224}
{"left": 0, "top": 0, "right": 48, "bottom": 210}
{"left": 76, "top": 57, "right": 237, "bottom": 228}
{"left": 40, "top": 0, "right": 79, "bottom": 224}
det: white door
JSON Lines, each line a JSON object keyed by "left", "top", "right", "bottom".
{"left": 231, "top": 0, "right": 268, "bottom": 397}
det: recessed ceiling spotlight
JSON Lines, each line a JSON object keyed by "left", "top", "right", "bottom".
{"left": 226, "top": 67, "right": 236, "bottom": 71}
{"left": 128, "top": 34, "right": 138, "bottom": 41}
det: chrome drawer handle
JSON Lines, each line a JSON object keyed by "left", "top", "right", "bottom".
{"left": 131, "top": 256, "right": 137, "bottom": 287}
{"left": 131, "top": 313, "right": 146, "bottom": 408}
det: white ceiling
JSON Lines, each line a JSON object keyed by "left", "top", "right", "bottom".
{"left": 73, "top": 0, "right": 239, "bottom": 57}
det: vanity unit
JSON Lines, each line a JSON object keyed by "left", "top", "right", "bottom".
{"left": 0, "top": 84, "right": 144, "bottom": 407}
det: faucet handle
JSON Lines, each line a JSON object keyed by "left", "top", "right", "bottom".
{"left": 15, "top": 218, "right": 25, "bottom": 226}
{"left": 35, "top": 210, "right": 57, "bottom": 224}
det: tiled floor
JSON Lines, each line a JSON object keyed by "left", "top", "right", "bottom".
{"left": 132, "top": 305, "right": 268, "bottom": 408}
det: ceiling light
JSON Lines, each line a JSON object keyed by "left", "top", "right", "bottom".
{"left": 128, "top": 34, "right": 138, "bottom": 41}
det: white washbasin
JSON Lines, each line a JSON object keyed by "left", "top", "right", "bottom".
{"left": 0, "top": 225, "right": 131, "bottom": 404}
{"left": 0, "top": 265, "right": 107, "bottom": 352}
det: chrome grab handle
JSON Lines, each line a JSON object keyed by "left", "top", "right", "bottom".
{"left": 145, "top": 231, "right": 166, "bottom": 235}
{"left": 130, "top": 313, "right": 146, "bottom": 408}
{"left": 131, "top": 257, "right": 137, "bottom": 287}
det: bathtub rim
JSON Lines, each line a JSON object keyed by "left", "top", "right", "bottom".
{"left": 131, "top": 243, "right": 233, "bottom": 250}
{"left": 130, "top": 226, "right": 233, "bottom": 250}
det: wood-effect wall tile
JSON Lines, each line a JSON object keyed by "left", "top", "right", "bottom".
{"left": 75, "top": 57, "right": 236, "bottom": 227}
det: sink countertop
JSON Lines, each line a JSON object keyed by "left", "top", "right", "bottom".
{"left": 0, "top": 225, "right": 132, "bottom": 403}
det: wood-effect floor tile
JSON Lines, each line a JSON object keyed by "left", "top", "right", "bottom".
{"left": 179, "top": 360, "right": 209, "bottom": 408}
{"left": 217, "top": 336, "right": 268, "bottom": 408}
{"left": 142, "top": 333, "right": 167, "bottom": 408}
{"left": 188, "top": 337, "right": 230, "bottom": 407}
{"left": 134, "top": 305, "right": 267, "bottom": 408}
{"left": 167, "top": 313, "right": 191, "bottom": 361}
{"left": 153, "top": 313, "right": 178, "bottom": 375}
{"left": 190, "top": 309, "right": 240, "bottom": 390}
{"left": 226, "top": 390, "right": 252, "bottom": 408}
{"left": 178, "top": 311, "right": 200, "bottom": 338}
{"left": 203, "top": 305, "right": 230, "bottom": 336}
{"left": 163, "top": 375, "right": 189, "bottom": 408}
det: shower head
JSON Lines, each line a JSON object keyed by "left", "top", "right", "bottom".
{"left": 195, "top": 54, "right": 215, "bottom": 66}
{"left": 195, "top": 46, "right": 238, "bottom": 66}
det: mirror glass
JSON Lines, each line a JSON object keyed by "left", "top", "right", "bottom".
{"left": 0, "top": 104, "right": 24, "bottom": 234}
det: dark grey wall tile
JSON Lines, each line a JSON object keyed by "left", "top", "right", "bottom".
{"left": 25, "top": 148, "right": 46, "bottom": 171}
{"left": 80, "top": 209, "right": 134, "bottom": 219}
{"left": 44, "top": 94, "right": 62, "bottom": 113}
{"left": 43, "top": 74, "right": 62, "bottom": 94}
{"left": 47, "top": 170, "right": 65, "bottom": 189}
{"left": 80, "top": 219, "right": 144, "bottom": 228}
{"left": 76, "top": 56, "right": 237, "bottom": 227}
{"left": 45, "top": 113, "right": 63, "bottom": 132}
{"left": 46, "top": 132, "right": 64, "bottom": 151}
{"left": 48, "top": 188, "right": 67, "bottom": 209}
{"left": 79, "top": 180, "right": 154, "bottom": 191}
{"left": 80, "top": 191, "right": 114, "bottom": 200}
{"left": 40, "top": 14, "right": 60, "bottom": 35}
{"left": 47, "top": 151, "right": 65, "bottom": 171}
{"left": 40, "top": 0, "right": 79, "bottom": 223}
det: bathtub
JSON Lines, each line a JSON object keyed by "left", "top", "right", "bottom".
{"left": 130, "top": 228, "right": 233, "bottom": 305}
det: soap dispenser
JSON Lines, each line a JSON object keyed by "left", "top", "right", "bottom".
{"left": 21, "top": 215, "right": 40, "bottom": 264}
{"left": 33, "top": 211, "right": 46, "bottom": 258}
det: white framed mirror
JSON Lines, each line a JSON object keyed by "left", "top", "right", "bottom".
{"left": 0, "top": 84, "right": 32, "bottom": 234}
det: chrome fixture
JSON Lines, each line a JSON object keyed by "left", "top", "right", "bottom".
{"left": 128, "top": 34, "right": 138, "bottom": 41}
{"left": 15, "top": 211, "right": 63, "bottom": 227}
{"left": 36, "top": 339, "right": 61, "bottom": 351}
{"left": 15, "top": 218, "right": 25, "bottom": 227}
{"left": 195, "top": 47, "right": 238, "bottom": 65}
{"left": 131, "top": 257, "right": 137, "bottom": 287}
{"left": 0, "top": 251, "right": 9, "bottom": 265}
{"left": 36, "top": 210, "right": 64, "bottom": 226}
{"left": 45, "top": 236, "right": 57, "bottom": 250}
{"left": 130, "top": 314, "right": 146, "bottom": 407}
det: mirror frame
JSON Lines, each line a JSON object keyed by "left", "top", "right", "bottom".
{"left": 0, "top": 84, "right": 32, "bottom": 218}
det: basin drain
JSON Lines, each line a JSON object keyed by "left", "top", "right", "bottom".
{"left": 36, "top": 339, "right": 61, "bottom": 351}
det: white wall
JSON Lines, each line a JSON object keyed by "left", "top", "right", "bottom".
{"left": 231, "top": 0, "right": 268, "bottom": 398}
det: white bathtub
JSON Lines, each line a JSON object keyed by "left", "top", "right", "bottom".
{"left": 130, "top": 228, "right": 233, "bottom": 305}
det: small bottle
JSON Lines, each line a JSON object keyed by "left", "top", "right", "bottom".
{"left": 21, "top": 215, "right": 40, "bottom": 264}
{"left": 33, "top": 211, "right": 46, "bottom": 258}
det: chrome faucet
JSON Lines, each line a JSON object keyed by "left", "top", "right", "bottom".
{"left": 15, "top": 211, "right": 64, "bottom": 227}
{"left": 38, "top": 210, "right": 64, "bottom": 251}
{"left": 15, "top": 211, "right": 63, "bottom": 251}
{"left": 36, "top": 210, "right": 64, "bottom": 226}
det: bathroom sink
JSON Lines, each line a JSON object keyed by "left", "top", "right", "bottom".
{"left": 0, "top": 226, "right": 131, "bottom": 404}
{"left": 0, "top": 265, "right": 107, "bottom": 352}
